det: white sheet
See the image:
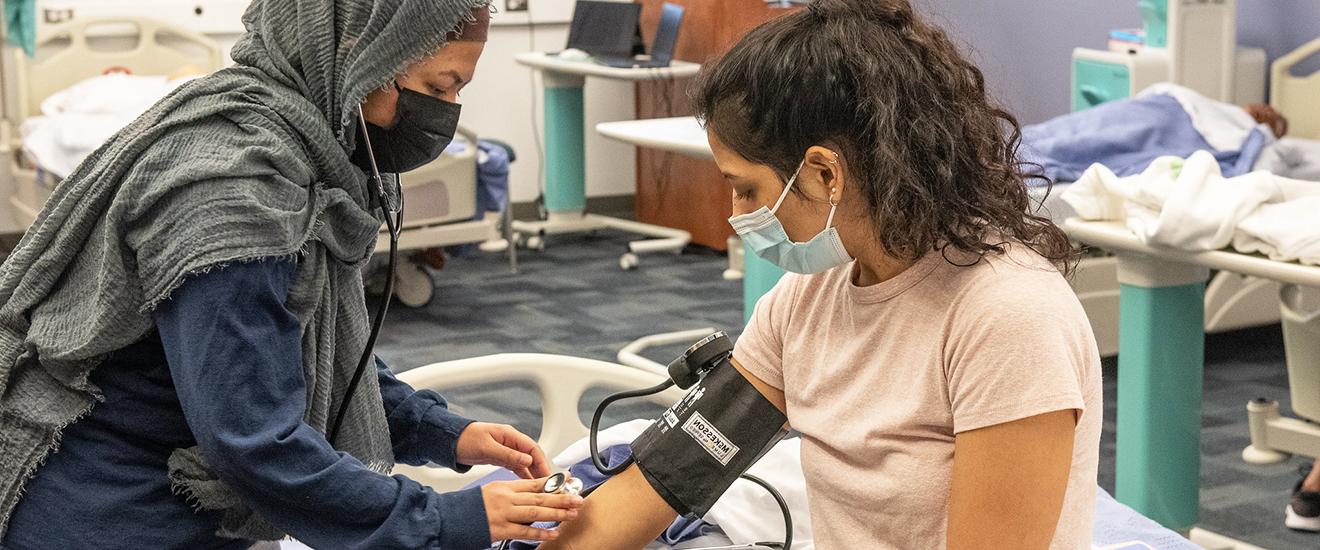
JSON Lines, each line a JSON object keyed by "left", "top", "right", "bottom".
{"left": 1255, "top": 136, "right": 1320, "bottom": 182}
{"left": 20, "top": 73, "right": 195, "bottom": 179}
{"left": 1062, "top": 151, "right": 1320, "bottom": 265}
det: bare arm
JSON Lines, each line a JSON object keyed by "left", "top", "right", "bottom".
{"left": 537, "top": 465, "right": 675, "bottom": 550}
{"left": 947, "top": 409, "right": 1078, "bottom": 549}
{"left": 730, "top": 356, "right": 788, "bottom": 415}
{"left": 540, "top": 357, "right": 788, "bottom": 549}
{"left": 1244, "top": 103, "right": 1288, "bottom": 137}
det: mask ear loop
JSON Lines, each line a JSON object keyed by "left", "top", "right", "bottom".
{"left": 824, "top": 150, "right": 841, "bottom": 228}
{"left": 825, "top": 189, "right": 839, "bottom": 229}
{"left": 770, "top": 158, "right": 807, "bottom": 214}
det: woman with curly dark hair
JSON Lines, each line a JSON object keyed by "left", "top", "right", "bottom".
{"left": 542, "top": 0, "right": 1101, "bottom": 548}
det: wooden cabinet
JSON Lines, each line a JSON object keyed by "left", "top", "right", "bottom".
{"left": 633, "top": 0, "right": 799, "bottom": 251}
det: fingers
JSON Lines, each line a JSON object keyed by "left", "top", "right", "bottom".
{"left": 473, "top": 424, "right": 553, "bottom": 477}
{"left": 494, "top": 523, "right": 560, "bottom": 543}
{"left": 484, "top": 478, "right": 586, "bottom": 544}
{"left": 508, "top": 476, "right": 553, "bottom": 493}
{"left": 501, "top": 446, "right": 535, "bottom": 471}
{"left": 526, "top": 441, "right": 552, "bottom": 478}
{"left": 511, "top": 491, "right": 584, "bottom": 510}
{"left": 507, "top": 504, "right": 581, "bottom": 524}
{"left": 492, "top": 426, "right": 546, "bottom": 473}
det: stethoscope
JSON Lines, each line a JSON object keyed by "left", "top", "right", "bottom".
{"left": 541, "top": 472, "right": 584, "bottom": 496}
{"left": 326, "top": 105, "right": 405, "bottom": 444}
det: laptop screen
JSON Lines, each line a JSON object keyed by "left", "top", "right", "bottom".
{"left": 566, "top": 1, "right": 641, "bottom": 58}
{"left": 649, "top": 3, "right": 684, "bottom": 63}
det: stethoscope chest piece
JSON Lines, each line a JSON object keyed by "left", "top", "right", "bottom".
{"left": 542, "top": 472, "right": 583, "bottom": 496}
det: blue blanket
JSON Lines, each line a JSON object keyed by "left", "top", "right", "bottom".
{"left": 1093, "top": 487, "right": 1201, "bottom": 549}
{"left": 1019, "top": 95, "right": 1267, "bottom": 185}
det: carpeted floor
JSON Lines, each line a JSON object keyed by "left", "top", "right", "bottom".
{"left": 373, "top": 229, "right": 1319, "bottom": 549}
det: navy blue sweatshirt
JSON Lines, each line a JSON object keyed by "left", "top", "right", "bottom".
{"left": 1, "top": 258, "right": 489, "bottom": 550}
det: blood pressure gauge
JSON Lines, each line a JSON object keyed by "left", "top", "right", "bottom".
{"left": 667, "top": 331, "right": 734, "bottom": 389}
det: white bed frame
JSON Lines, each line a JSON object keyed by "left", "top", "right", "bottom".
{"left": 391, "top": 353, "right": 684, "bottom": 493}
{"left": 2, "top": 17, "right": 225, "bottom": 226}
{"left": 1272, "top": 37, "right": 1320, "bottom": 142}
{"left": 1069, "top": 36, "right": 1320, "bottom": 357}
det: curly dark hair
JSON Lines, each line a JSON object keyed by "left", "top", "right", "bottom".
{"left": 693, "top": 0, "right": 1075, "bottom": 273}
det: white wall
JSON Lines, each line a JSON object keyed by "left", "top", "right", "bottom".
{"left": 919, "top": 0, "right": 1320, "bottom": 125}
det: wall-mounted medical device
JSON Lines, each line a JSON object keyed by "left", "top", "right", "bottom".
{"left": 1071, "top": 0, "right": 1266, "bottom": 111}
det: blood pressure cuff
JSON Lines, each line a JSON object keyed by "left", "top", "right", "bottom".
{"left": 630, "top": 358, "right": 789, "bottom": 518}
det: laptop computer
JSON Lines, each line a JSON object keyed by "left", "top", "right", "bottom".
{"left": 565, "top": 1, "right": 641, "bottom": 59}
{"left": 596, "top": 3, "right": 684, "bottom": 69}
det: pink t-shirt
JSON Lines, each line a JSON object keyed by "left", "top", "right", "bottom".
{"left": 735, "top": 245, "right": 1102, "bottom": 549}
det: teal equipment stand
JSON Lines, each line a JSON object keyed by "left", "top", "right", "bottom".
{"left": 1113, "top": 255, "right": 1210, "bottom": 531}
{"left": 542, "top": 81, "right": 587, "bottom": 213}
{"left": 510, "top": 59, "right": 693, "bottom": 270}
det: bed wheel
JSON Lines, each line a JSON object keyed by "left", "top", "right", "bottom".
{"left": 479, "top": 238, "right": 509, "bottom": 253}
{"left": 619, "top": 252, "right": 639, "bottom": 271}
{"left": 526, "top": 235, "right": 546, "bottom": 252}
{"left": 395, "top": 263, "right": 435, "bottom": 308}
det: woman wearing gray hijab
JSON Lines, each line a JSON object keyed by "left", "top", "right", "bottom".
{"left": 0, "top": 0, "right": 580, "bottom": 548}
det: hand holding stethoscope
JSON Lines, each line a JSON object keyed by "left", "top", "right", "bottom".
{"left": 492, "top": 472, "right": 584, "bottom": 549}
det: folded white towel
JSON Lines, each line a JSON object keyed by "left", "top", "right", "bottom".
{"left": 1063, "top": 151, "right": 1320, "bottom": 265}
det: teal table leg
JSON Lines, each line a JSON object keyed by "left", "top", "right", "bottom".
{"left": 542, "top": 75, "right": 586, "bottom": 214}
{"left": 742, "top": 241, "right": 785, "bottom": 321}
{"left": 1113, "top": 256, "right": 1210, "bottom": 531}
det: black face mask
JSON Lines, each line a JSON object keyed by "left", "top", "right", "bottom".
{"left": 352, "top": 83, "right": 461, "bottom": 174}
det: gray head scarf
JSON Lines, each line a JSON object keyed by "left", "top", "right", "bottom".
{"left": 0, "top": 0, "right": 490, "bottom": 540}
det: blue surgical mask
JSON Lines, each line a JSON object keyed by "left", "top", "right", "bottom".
{"left": 728, "top": 159, "right": 852, "bottom": 274}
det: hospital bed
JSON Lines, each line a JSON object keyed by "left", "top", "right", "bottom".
{"left": 2, "top": 17, "right": 225, "bottom": 225}
{"left": 1, "top": 16, "right": 513, "bottom": 307}
{"left": 1033, "top": 36, "right": 1320, "bottom": 357}
{"left": 369, "top": 353, "right": 1201, "bottom": 550}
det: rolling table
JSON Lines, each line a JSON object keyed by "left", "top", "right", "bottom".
{"left": 514, "top": 52, "right": 699, "bottom": 270}
{"left": 1065, "top": 218, "right": 1320, "bottom": 550}
{"left": 596, "top": 116, "right": 784, "bottom": 320}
